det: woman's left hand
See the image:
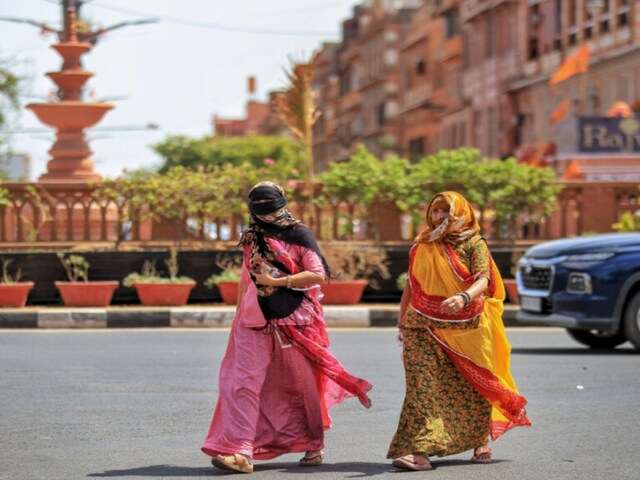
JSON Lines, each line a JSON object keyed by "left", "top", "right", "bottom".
{"left": 253, "top": 272, "right": 277, "bottom": 286}
{"left": 442, "top": 294, "right": 465, "bottom": 313}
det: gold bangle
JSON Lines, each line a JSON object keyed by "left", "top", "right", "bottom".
{"left": 286, "top": 275, "right": 292, "bottom": 289}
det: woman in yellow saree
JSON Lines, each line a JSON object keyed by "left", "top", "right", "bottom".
{"left": 388, "top": 191, "right": 530, "bottom": 471}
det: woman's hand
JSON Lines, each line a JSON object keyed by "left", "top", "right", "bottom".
{"left": 253, "top": 272, "right": 278, "bottom": 286}
{"left": 442, "top": 294, "right": 465, "bottom": 313}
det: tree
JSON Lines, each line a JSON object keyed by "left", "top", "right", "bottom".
{"left": 400, "top": 148, "right": 480, "bottom": 232}
{"left": 94, "top": 164, "right": 259, "bottom": 245}
{"left": 490, "top": 159, "right": 561, "bottom": 241}
{"left": 272, "top": 55, "right": 320, "bottom": 228}
{"left": 465, "top": 158, "right": 513, "bottom": 231}
{"left": 318, "top": 146, "right": 408, "bottom": 240}
{"left": 152, "top": 134, "right": 305, "bottom": 183}
{"left": 0, "top": 57, "right": 21, "bottom": 159}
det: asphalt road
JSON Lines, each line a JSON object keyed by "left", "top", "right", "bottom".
{"left": 1, "top": 328, "right": 638, "bottom": 480}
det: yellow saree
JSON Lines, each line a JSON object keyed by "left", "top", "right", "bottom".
{"left": 409, "top": 239, "right": 530, "bottom": 439}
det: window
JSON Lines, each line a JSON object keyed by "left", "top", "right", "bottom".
{"left": 617, "top": 0, "right": 630, "bottom": 26}
{"left": 376, "top": 103, "right": 386, "bottom": 127}
{"left": 486, "top": 14, "right": 495, "bottom": 58}
{"left": 408, "top": 137, "right": 425, "bottom": 161}
{"left": 443, "top": 9, "right": 459, "bottom": 39}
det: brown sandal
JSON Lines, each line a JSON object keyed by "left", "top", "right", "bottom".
{"left": 299, "top": 450, "right": 324, "bottom": 467}
{"left": 211, "top": 453, "right": 254, "bottom": 473}
{"left": 392, "top": 454, "right": 432, "bottom": 471}
{"left": 470, "top": 446, "right": 493, "bottom": 464}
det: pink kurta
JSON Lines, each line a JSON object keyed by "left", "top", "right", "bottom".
{"left": 202, "top": 240, "right": 371, "bottom": 460}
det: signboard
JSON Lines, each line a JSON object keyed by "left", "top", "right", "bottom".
{"left": 578, "top": 116, "right": 640, "bottom": 153}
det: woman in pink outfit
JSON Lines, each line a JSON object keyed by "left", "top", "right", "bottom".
{"left": 202, "top": 181, "right": 372, "bottom": 474}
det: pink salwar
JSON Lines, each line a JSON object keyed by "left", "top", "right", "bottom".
{"left": 202, "top": 242, "right": 372, "bottom": 460}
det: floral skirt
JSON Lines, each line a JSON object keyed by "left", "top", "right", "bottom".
{"left": 387, "top": 327, "right": 491, "bottom": 458}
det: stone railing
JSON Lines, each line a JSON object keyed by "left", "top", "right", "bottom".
{"left": 0, "top": 181, "right": 405, "bottom": 246}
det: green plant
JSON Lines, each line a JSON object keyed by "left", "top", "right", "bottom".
{"left": 1, "top": 257, "right": 22, "bottom": 284}
{"left": 205, "top": 253, "right": 242, "bottom": 289}
{"left": 612, "top": 211, "right": 640, "bottom": 232}
{"left": 320, "top": 243, "right": 391, "bottom": 287}
{"left": 57, "top": 253, "right": 90, "bottom": 282}
{"left": 123, "top": 248, "right": 194, "bottom": 287}
{"left": 396, "top": 272, "right": 408, "bottom": 291}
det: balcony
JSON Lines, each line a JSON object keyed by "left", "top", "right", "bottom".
{"left": 401, "top": 84, "right": 433, "bottom": 112}
{"left": 338, "top": 91, "right": 362, "bottom": 113}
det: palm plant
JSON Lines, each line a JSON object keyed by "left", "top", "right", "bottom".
{"left": 272, "top": 54, "right": 320, "bottom": 229}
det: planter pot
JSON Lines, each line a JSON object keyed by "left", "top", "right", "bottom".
{"left": 321, "top": 280, "right": 368, "bottom": 305}
{"left": 216, "top": 281, "right": 239, "bottom": 305}
{"left": 55, "top": 281, "right": 119, "bottom": 307}
{"left": 503, "top": 279, "right": 519, "bottom": 305}
{"left": 133, "top": 281, "right": 196, "bottom": 306}
{"left": 0, "top": 282, "right": 35, "bottom": 308}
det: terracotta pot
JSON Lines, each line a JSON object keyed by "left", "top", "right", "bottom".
{"left": 320, "top": 280, "right": 368, "bottom": 305}
{"left": 216, "top": 281, "right": 239, "bottom": 305}
{"left": 0, "top": 282, "right": 35, "bottom": 308}
{"left": 133, "top": 281, "right": 196, "bottom": 306}
{"left": 503, "top": 279, "right": 519, "bottom": 305}
{"left": 55, "top": 281, "right": 119, "bottom": 307}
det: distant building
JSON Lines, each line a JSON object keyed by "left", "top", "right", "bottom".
{"left": 213, "top": 100, "right": 270, "bottom": 137}
{"left": 0, "top": 154, "right": 32, "bottom": 181}
{"left": 212, "top": 76, "right": 285, "bottom": 137}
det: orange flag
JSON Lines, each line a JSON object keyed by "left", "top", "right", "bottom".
{"left": 549, "top": 45, "right": 589, "bottom": 87}
{"left": 549, "top": 99, "right": 570, "bottom": 123}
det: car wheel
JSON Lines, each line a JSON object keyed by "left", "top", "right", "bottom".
{"left": 623, "top": 291, "right": 640, "bottom": 350}
{"left": 566, "top": 328, "right": 627, "bottom": 350}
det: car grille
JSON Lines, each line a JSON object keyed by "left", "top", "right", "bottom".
{"left": 519, "top": 265, "right": 551, "bottom": 291}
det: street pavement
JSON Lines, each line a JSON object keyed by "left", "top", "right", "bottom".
{"left": 1, "top": 328, "right": 638, "bottom": 480}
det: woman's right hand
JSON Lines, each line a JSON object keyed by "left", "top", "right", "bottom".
{"left": 396, "top": 327, "right": 404, "bottom": 344}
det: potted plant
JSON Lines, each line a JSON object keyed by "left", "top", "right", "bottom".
{"left": 123, "top": 248, "right": 196, "bottom": 306}
{"left": 204, "top": 253, "right": 242, "bottom": 305}
{"left": 320, "top": 242, "right": 391, "bottom": 304}
{"left": 55, "top": 253, "right": 119, "bottom": 307}
{"left": 0, "top": 258, "right": 34, "bottom": 308}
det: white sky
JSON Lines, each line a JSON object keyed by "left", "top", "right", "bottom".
{"left": 0, "top": 0, "right": 356, "bottom": 179}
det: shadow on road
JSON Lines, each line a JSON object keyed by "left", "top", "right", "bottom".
{"left": 511, "top": 347, "right": 638, "bottom": 355}
{"left": 88, "top": 461, "right": 394, "bottom": 477}
{"left": 88, "top": 465, "right": 212, "bottom": 477}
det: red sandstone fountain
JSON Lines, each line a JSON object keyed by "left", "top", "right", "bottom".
{"left": 27, "top": 6, "right": 113, "bottom": 182}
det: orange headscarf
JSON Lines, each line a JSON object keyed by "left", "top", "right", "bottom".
{"left": 415, "top": 191, "right": 480, "bottom": 244}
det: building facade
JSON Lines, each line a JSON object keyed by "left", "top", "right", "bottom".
{"left": 310, "top": 0, "right": 640, "bottom": 239}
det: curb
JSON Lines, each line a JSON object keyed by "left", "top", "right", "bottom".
{"left": 0, "top": 305, "right": 522, "bottom": 329}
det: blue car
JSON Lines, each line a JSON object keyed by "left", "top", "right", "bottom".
{"left": 515, "top": 233, "right": 640, "bottom": 350}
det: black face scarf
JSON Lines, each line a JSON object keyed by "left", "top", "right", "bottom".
{"left": 239, "top": 182, "right": 331, "bottom": 323}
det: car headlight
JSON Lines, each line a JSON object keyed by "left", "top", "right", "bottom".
{"left": 567, "top": 272, "right": 592, "bottom": 294}
{"left": 565, "top": 252, "right": 614, "bottom": 262}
